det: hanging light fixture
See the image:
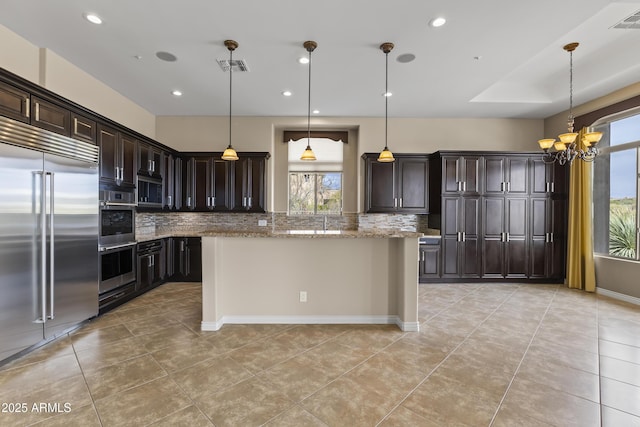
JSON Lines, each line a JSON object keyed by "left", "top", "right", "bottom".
{"left": 221, "top": 39, "right": 239, "bottom": 161}
{"left": 300, "top": 41, "right": 317, "bottom": 161}
{"left": 537, "top": 42, "right": 602, "bottom": 165}
{"left": 378, "top": 42, "right": 395, "bottom": 163}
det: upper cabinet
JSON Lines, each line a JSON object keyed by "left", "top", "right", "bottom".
{"left": 484, "top": 155, "right": 529, "bottom": 195}
{"left": 363, "top": 153, "right": 429, "bottom": 214}
{"left": 138, "top": 141, "right": 163, "bottom": 179}
{"left": 98, "top": 125, "right": 136, "bottom": 188}
{"left": 30, "top": 96, "right": 70, "bottom": 136}
{"left": 441, "top": 155, "right": 482, "bottom": 195}
{"left": 0, "top": 80, "right": 30, "bottom": 123}
{"left": 179, "top": 152, "right": 268, "bottom": 213}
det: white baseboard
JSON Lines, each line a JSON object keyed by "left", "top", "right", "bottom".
{"left": 201, "top": 315, "right": 419, "bottom": 332}
{"left": 596, "top": 287, "right": 640, "bottom": 306}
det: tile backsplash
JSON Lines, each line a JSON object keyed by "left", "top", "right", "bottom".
{"left": 136, "top": 211, "right": 430, "bottom": 235}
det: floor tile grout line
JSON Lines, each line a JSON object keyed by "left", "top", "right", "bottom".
{"left": 375, "top": 283, "right": 524, "bottom": 426}
{"left": 597, "top": 291, "right": 604, "bottom": 426}
{"left": 71, "top": 334, "right": 106, "bottom": 427}
{"left": 487, "top": 284, "right": 562, "bottom": 427}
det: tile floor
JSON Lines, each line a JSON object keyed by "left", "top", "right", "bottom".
{"left": 1, "top": 282, "right": 640, "bottom": 426}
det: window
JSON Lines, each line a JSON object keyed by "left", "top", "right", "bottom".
{"left": 593, "top": 112, "right": 640, "bottom": 260}
{"left": 287, "top": 137, "right": 343, "bottom": 215}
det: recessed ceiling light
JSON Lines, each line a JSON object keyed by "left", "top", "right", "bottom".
{"left": 430, "top": 17, "right": 446, "bottom": 27}
{"left": 473, "top": 56, "right": 483, "bottom": 61}
{"left": 156, "top": 51, "right": 178, "bottom": 62}
{"left": 171, "top": 90, "right": 183, "bottom": 97}
{"left": 313, "top": 110, "right": 320, "bottom": 114}
{"left": 397, "top": 53, "right": 416, "bottom": 63}
{"left": 298, "top": 57, "right": 310, "bottom": 64}
{"left": 133, "top": 55, "right": 142, "bottom": 60}
{"left": 282, "top": 91, "right": 292, "bottom": 97}
{"left": 83, "top": 13, "right": 103, "bottom": 25}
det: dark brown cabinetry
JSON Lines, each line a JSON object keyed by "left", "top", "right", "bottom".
{"left": 231, "top": 156, "right": 266, "bottom": 212}
{"left": 137, "top": 240, "right": 165, "bottom": 292}
{"left": 30, "top": 96, "right": 70, "bottom": 136}
{"left": 163, "top": 153, "right": 177, "bottom": 209}
{"left": 363, "top": 153, "right": 429, "bottom": 213}
{"left": 71, "top": 113, "right": 97, "bottom": 143}
{"left": 0, "top": 80, "right": 30, "bottom": 123}
{"left": 419, "top": 239, "right": 442, "bottom": 280}
{"left": 138, "top": 141, "right": 163, "bottom": 179}
{"left": 428, "top": 151, "right": 568, "bottom": 282}
{"left": 179, "top": 153, "right": 268, "bottom": 213}
{"left": 98, "top": 125, "right": 136, "bottom": 188}
{"left": 168, "top": 237, "right": 202, "bottom": 282}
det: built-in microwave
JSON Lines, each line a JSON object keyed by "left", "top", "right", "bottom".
{"left": 137, "top": 175, "right": 163, "bottom": 208}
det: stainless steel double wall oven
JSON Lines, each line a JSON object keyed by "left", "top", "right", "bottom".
{"left": 98, "top": 189, "right": 136, "bottom": 295}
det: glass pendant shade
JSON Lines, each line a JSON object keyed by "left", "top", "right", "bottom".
{"left": 583, "top": 131, "right": 603, "bottom": 147}
{"left": 558, "top": 132, "right": 578, "bottom": 144}
{"left": 538, "top": 139, "right": 555, "bottom": 150}
{"left": 222, "top": 145, "right": 239, "bottom": 161}
{"left": 300, "top": 144, "right": 317, "bottom": 161}
{"left": 377, "top": 147, "right": 395, "bottom": 162}
{"left": 554, "top": 141, "right": 567, "bottom": 151}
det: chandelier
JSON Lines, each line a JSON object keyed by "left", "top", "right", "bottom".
{"left": 537, "top": 42, "right": 602, "bottom": 165}
{"left": 300, "top": 41, "right": 318, "bottom": 161}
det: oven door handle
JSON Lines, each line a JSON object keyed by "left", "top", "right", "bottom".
{"left": 99, "top": 242, "right": 137, "bottom": 252}
{"left": 100, "top": 201, "right": 138, "bottom": 208}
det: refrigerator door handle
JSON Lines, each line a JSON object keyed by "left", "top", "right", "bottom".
{"left": 35, "top": 171, "right": 47, "bottom": 324}
{"left": 47, "top": 171, "right": 55, "bottom": 320}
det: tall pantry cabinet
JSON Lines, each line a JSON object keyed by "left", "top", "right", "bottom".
{"left": 428, "top": 151, "right": 568, "bottom": 282}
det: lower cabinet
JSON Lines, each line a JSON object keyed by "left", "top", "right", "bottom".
{"left": 419, "top": 239, "right": 441, "bottom": 282}
{"left": 167, "top": 237, "right": 202, "bottom": 282}
{"left": 137, "top": 240, "right": 165, "bottom": 292}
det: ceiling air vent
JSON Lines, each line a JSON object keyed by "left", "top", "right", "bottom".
{"left": 612, "top": 9, "right": 640, "bottom": 29}
{"left": 216, "top": 59, "right": 250, "bottom": 72}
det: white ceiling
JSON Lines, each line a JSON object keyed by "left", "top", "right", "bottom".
{"left": 2, "top": 0, "right": 640, "bottom": 119}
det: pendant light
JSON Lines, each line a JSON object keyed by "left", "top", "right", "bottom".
{"left": 537, "top": 42, "right": 601, "bottom": 165}
{"left": 221, "top": 39, "right": 239, "bottom": 161}
{"left": 378, "top": 42, "right": 395, "bottom": 162}
{"left": 300, "top": 40, "right": 317, "bottom": 161}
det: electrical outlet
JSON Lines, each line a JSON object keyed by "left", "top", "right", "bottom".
{"left": 299, "top": 291, "right": 307, "bottom": 302}
{"left": 258, "top": 219, "right": 267, "bottom": 227}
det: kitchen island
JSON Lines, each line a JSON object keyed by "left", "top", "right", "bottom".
{"left": 199, "top": 230, "right": 422, "bottom": 332}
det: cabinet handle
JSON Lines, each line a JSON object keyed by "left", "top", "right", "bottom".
{"left": 462, "top": 232, "right": 466, "bottom": 242}
{"left": 35, "top": 102, "right": 40, "bottom": 122}
{"left": 248, "top": 197, "right": 252, "bottom": 208}
{"left": 167, "top": 195, "right": 172, "bottom": 206}
{"left": 421, "top": 251, "right": 425, "bottom": 262}
{"left": 25, "top": 97, "right": 30, "bottom": 118}
{"left": 394, "top": 198, "right": 398, "bottom": 208}
{"left": 501, "top": 232, "right": 505, "bottom": 242}
{"left": 457, "top": 182, "right": 462, "bottom": 192}
{"left": 462, "top": 182, "right": 466, "bottom": 192}
{"left": 507, "top": 182, "right": 511, "bottom": 192}
{"left": 500, "top": 182, "right": 505, "bottom": 192}
{"left": 186, "top": 196, "right": 192, "bottom": 207}
{"left": 212, "top": 196, "right": 216, "bottom": 207}
{"left": 151, "top": 160, "right": 155, "bottom": 173}
{"left": 545, "top": 182, "right": 550, "bottom": 193}
{"left": 551, "top": 182, "right": 555, "bottom": 193}
{"left": 506, "top": 232, "right": 510, "bottom": 242}
{"left": 399, "top": 198, "right": 403, "bottom": 208}
{"left": 549, "top": 232, "right": 553, "bottom": 243}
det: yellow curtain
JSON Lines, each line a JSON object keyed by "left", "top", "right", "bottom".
{"left": 566, "top": 128, "right": 596, "bottom": 291}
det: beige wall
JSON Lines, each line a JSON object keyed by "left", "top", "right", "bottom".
{"left": 157, "top": 116, "right": 543, "bottom": 212}
{"left": 0, "top": 24, "right": 156, "bottom": 139}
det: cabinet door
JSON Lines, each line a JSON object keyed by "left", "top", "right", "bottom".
{"left": 366, "top": 159, "right": 396, "bottom": 212}
{"left": 397, "top": 158, "right": 428, "bottom": 212}
{"left": 71, "top": 113, "right": 97, "bottom": 143}
{"left": 138, "top": 142, "right": 152, "bottom": 175}
{"left": 460, "top": 156, "right": 482, "bottom": 195}
{"left": 98, "top": 126, "right": 118, "bottom": 183}
{"left": 441, "top": 197, "right": 461, "bottom": 277}
{"left": 482, "top": 197, "right": 505, "bottom": 277}
{"left": 247, "top": 157, "right": 266, "bottom": 212}
{"left": 0, "top": 81, "right": 30, "bottom": 123}
{"left": 505, "top": 157, "right": 528, "bottom": 194}
{"left": 165, "top": 238, "right": 175, "bottom": 278}
{"left": 460, "top": 197, "right": 481, "bottom": 277}
{"left": 31, "top": 97, "right": 70, "bottom": 136}
{"left": 549, "top": 197, "right": 567, "bottom": 279}
{"left": 442, "top": 157, "right": 460, "bottom": 193}
{"left": 163, "top": 154, "right": 175, "bottom": 209}
{"left": 211, "top": 159, "right": 231, "bottom": 211}
{"left": 531, "top": 158, "right": 550, "bottom": 195}
{"left": 185, "top": 238, "right": 202, "bottom": 282}
{"left": 529, "top": 198, "right": 548, "bottom": 278}
{"left": 419, "top": 245, "right": 441, "bottom": 279}
{"left": 120, "top": 135, "right": 136, "bottom": 187}
{"left": 484, "top": 157, "right": 505, "bottom": 194}
{"left": 504, "top": 197, "right": 528, "bottom": 278}
{"left": 137, "top": 254, "right": 152, "bottom": 291}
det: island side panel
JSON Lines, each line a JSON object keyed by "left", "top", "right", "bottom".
{"left": 202, "top": 236, "right": 404, "bottom": 327}
{"left": 395, "top": 237, "right": 420, "bottom": 331}
{"left": 201, "top": 236, "right": 223, "bottom": 331}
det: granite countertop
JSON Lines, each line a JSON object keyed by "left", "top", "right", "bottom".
{"left": 136, "top": 228, "right": 425, "bottom": 242}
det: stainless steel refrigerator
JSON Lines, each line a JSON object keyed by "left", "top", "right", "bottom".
{"left": 0, "top": 116, "right": 99, "bottom": 362}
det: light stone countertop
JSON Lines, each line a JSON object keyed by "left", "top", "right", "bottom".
{"left": 135, "top": 228, "right": 425, "bottom": 243}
